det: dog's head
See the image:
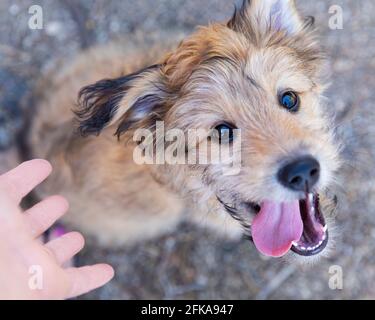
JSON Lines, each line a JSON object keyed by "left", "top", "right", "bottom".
{"left": 77, "top": 0, "right": 340, "bottom": 260}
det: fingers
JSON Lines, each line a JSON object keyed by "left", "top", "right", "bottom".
{"left": 0, "top": 159, "right": 52, "bottom": 203}
{"left": 65, "top": 264, "right": 115, "bottom": 299}
{"left": 24, "top": 195, "right": 69, "bottom": 238}
{"left": 0, "top": 192, "right": 22, "bottom": 224}
{"left": 45, "top": 232, "right": 84, "bottom": 265}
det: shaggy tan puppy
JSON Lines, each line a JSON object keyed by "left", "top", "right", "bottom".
{"left": 29, "top": 0, "right": 340, "bottom": 259}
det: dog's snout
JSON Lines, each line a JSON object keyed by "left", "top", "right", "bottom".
{"left": 277, "top": 156, "right": 320, "bottom": 192}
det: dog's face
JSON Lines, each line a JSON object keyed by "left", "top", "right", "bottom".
{"left": 77, "top": 0, "right": 340, "bottom": 260}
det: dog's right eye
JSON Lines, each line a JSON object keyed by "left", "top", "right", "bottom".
{"left": 279, "top": 91, "right": 299, "bottom": 112}
{"left": 213, "top": 123, "right": 236, "bottom": 144}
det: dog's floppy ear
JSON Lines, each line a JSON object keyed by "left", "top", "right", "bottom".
{"left": 228, "top": 0, "right": 311, "bottom": 36}
{"left": 76, "top": 64, "right": 169, "bottom": 138}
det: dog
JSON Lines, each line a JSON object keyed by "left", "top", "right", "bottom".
{"left": 28, "top": 0, "right": 340, "bottom": 260}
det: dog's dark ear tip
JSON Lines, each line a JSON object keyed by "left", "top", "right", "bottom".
{"left": 77, "top": 122, "right": 104, "bottom": 137}
{"left": 75, "top": 126, "right": 93, "bottom": 137}
{"left": 304, "top": 16, "right": 315, "bottom": 29}
{"left": 74, "top": 64, "right": 167, "bottom": 139}
{"left": 114, "top": 132, "right": 122, "bottom": 142}
{"left": 74, "top": 115, "right": 103, "bottom": 137}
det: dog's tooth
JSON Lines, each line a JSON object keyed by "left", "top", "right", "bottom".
{"left": 323, "top": 225, "right": 328, "bottom": 232}
{"left": 301, "top": 246, "right": 306, "bottom": 250}
{"left": 308, "top": 193, "right": 313, "bottom": 202}
{"left": 292, "top": 241, "right": 298, "bottom": 246}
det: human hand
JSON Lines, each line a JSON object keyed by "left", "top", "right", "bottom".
{"left": 0, "top": 159, "right": 114, "bottom": 299}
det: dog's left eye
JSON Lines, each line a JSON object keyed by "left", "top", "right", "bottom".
{"left": 279, "top": 91, "right": 299, "bottom": 112}
{"left": 213, "top": 123, "right": 236, "bottom": 144}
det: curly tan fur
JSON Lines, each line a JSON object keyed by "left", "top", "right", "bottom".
{"left": 28, "top": 0, "right": 340, "bottom": 251}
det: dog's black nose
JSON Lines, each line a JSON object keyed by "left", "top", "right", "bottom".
{"left": 277, "top": 156, "right": 320, "bottom": 192}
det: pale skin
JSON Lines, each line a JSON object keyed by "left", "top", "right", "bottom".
{"left": 0, "top": 159, "right": 114, "bottom": 299}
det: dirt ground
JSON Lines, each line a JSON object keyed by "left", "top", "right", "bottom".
{"left": 1, "top": 0, "right": 375, "bottom": 299}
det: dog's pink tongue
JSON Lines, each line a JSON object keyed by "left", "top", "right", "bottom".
{"left": 252, "top": 200, "right": 303, "bottom": 257}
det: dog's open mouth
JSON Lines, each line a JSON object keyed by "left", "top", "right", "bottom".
{"left": 251, "top": 193, "right": 328, "bottom": 257}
